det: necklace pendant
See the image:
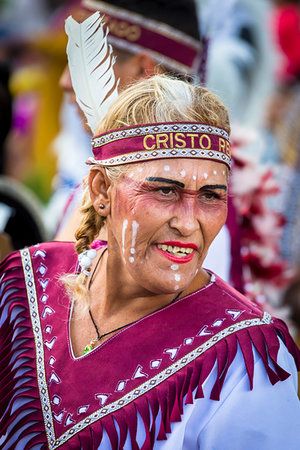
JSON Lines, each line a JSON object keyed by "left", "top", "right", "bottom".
{"left": 83, "top": 339, "right": 96, "bottom": 355}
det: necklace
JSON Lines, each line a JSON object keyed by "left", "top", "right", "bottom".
{"left": 82, "top": 247, "right": 183, "bottom": 355}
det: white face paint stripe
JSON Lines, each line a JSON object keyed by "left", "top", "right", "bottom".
{"left": 131, "top": 221, "right": 139, "bottom": 249}
{"left": 122, "top": 219, "right": 128, "bottom": 255}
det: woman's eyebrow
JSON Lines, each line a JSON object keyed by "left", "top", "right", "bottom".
{"left": 146, "top": 177, "right": 185, "bottom": 188}
{"left": 199, "top": 184, "right": 227, "bottom": 191}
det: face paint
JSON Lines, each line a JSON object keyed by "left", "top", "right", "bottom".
{"left": 213, "top": 170, "right": 217, "bottom": 175}
{"left": 130, "top": 220, "right": 139, "bottom": 256}
{"left": 180, "top": 170, "right": 186, "bottom": 177}
{"left": 122, "top": 219, "right": 128, "bottom": 255}
{"left": 109, "top": 158, "right": 228, "bottom": 296}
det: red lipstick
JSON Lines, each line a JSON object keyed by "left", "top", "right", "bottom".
{"left": 155, "top": 241, "right": 197, "bottom": 264}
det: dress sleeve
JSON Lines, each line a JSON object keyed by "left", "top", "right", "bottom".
{"left": 196, "top": 339, "right": 300, "bottom": 450}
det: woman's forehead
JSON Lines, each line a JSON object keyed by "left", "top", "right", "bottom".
{"left": 125, "top": 159, "right": 228, "bottom": 179}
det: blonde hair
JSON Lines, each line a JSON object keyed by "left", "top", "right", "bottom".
{"left": 64, "top": 74, "right": 230, "bottom": 313}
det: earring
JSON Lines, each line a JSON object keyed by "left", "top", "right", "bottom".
{"left": 99, "top": 203, "right": 105, "bottom": 210}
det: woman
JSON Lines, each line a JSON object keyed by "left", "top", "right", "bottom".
{"left": 1, "top": 75, "right": 300, "bottom": 449}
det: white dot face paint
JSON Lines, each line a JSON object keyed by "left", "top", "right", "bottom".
{"left": 180, "top": 170, "right": 186, "bottom": 177}
{"left": 204, "top": 173, "right": 208, "bottom": 180}
{"left": 193, "top": 175, "right": 197, "bottom": 181}
{"left": 164, "top": 165, "right": 170, "bottom": 172}
{"left": 122, "top": 219, "right": 128, "bottom": 255}
{"left": 174, "top": 285, "right": 179, "bottom": 290}
{"left": 223, "top": 170, "right": 226, "bottom": 176}
{"left": 129, "top": 257, "right": 134, "bottom": 263}
{"left": 130, "top": 248, "right": 135, "bottom": 254}
{"left": 174, "top": 274, "right": 181, "bottom": 282}
{"left": 171, "top": 264, "right": 179, "bottom": 271}
{"left": 138, "top": 167, "right": 143, "bottom": 172}
{"left": 129, "top": 172, "right": 134, "bottom": 178}
{"left": 213, "top": 170, "right": 217, "bottom": 175}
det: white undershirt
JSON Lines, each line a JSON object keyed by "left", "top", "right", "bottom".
{"left": 98, "top": 340, "right": 300, "bottom": 449}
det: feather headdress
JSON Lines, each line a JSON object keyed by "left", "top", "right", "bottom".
{"left": 65, "top": 12, "right": 119, "bottom": 134}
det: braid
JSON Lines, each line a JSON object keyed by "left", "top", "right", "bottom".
{"left": 74, "top": 204, "right": 104, "bottom": 255}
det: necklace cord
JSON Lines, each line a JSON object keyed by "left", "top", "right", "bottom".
{"left": 84, "top": 245, "right": 183, "bottom": 353}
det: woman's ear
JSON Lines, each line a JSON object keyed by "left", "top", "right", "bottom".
{"left": 89, "top": 168, "right": 111, "bottom": 216}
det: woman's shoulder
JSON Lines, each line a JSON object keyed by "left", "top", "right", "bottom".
{"left": 0, "top": 241, "right": 78, "bottom": 273}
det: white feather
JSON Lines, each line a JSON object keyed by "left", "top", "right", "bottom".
{"left": 65, "top": 12, "right": 119, "bottom": 134}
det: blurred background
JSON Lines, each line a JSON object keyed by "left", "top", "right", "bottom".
{"left": 0, "top": 0, "right": 300, "bottom": 349}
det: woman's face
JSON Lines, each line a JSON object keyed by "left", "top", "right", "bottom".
{"left": 107, "top": 158, "right": 228, "bottom": 295}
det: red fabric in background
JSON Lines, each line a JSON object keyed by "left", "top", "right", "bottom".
{"left": 272, "top": 4, "right": 300, "bottom": 81}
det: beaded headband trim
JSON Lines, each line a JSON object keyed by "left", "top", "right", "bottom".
{"left": 81, "top": 0, "right": 202, "bottom": 74}
{"left": 89, "top": 122, "right": 231, "bottom": 168}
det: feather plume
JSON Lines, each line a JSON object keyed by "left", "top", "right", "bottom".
{"left": 65, "top": 12, "right": 119, "bottom": 134}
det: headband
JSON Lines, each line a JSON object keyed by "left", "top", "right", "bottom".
{"left": 81, "top": 0, "right": 202, "bottom": 74}
{"left": 89, "top": 122, "right": 231, "bottom": 168}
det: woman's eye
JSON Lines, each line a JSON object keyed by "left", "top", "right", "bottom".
{"left": 159, "top": 187, "right": 176, "bottom": 195}
{"left": 201, "top": 191, "right": 220, "bottom": 201}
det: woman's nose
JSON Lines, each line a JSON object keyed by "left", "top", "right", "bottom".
{"left": 168, "top": 197, "right": 200, "bottom": 236}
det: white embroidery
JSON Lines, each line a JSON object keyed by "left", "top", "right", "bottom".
{"left": 115, "top": 380, "right": 128, "bottom": 392}
{"left": 164, "top": 347, "right": 180, "bottom": 361}
{"left": 95, "top": 394, "right": 110, "bottom": 406}
{"left": 44, "top": 337, "right": 57, "bottom": 350}
{"left": 39, "top": 278, "right": 49, "bottom": 291}
{"left": 197, "top": 325, "right": 213, "bottom": 337}
{"left": 33, "top": 249, "right": 46, "bottom": 259}
{"left": 21, "top": 247, "right": 56, "bottom": 447}
{"left": 48, "top": 371, "right": 61, "bottom": 385}
{"left": 150, "top": 359, "right": 162, "bottom": 369}
{"left": 45, "top": 325, "right": 52, "bottom": 334}
{"left": 40, "top": 294, "right": 49, "bottom": 303}
{"left": 132, "top": 364, "right": 148, "bottom": 380}
{"left": 78, "top": 405, "right": 90, "bottom": 415}
{"left": 42, "top": 306, "right": 55, "bottom": 319}
{"left": 211, "top": 319, "right": 225, "bottom": 327}
{"left": 52, "top": 395, "right": 62, "bottom": 406}
{"left": 226, "top": 309, "right": 244, "bottom": 321}
{"left": 48, "top": 356, "right": 56, "bottom": 367}
{"left": 37, "top": 263, "right": 47, "bottom": 276}
{"left": 64, "top": 414, "right": 75, "bottom": 427}
{"left": 53, "top": 410, "right": 65, "bottom": 424}
{"left": 184, "top": 337, "right": 194, "bottom": 345}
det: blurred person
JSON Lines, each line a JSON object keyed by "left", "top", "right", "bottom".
{"left": 51, "top": 0, "right": 244, "bottom": 290}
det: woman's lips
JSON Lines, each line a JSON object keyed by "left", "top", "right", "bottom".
{"left": 155, "top": 242, "right": 196, "bottom": 264}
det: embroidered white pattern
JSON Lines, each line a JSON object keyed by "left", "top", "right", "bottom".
{"left": 88, "top": 148, "right": 230, "bottom": 168}
{"left": 21, "top": 248, "right": 56, "bottom": 448}
{"left": 21, "top": 248, "right": 272, "bottom": 449}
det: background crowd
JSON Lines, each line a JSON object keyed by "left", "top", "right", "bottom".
{"left": 0, "top": 0, "right": 300, "bottom": 350}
